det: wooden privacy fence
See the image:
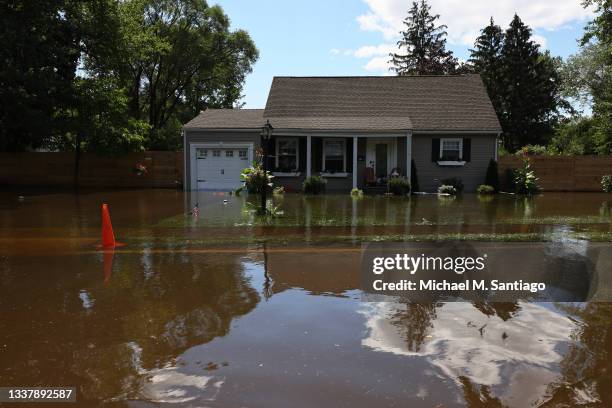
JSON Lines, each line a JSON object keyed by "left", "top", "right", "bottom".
{"left": 498, "top": 155, "right": 612, "bottom": 192}
{"left": 0, "top": 151, "right": 183, "bottom": 189}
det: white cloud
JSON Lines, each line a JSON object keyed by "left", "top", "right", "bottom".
{"left": 354, "top": 43, "right": 397, "bottom": 58}
{"left": 330, "top": 48, "right": 340, "bottom": 55}
{"left": 363, "top": 56, "right": 393, "bottom": 73}
{"left": 357, "top": 0, "right": 594, "bottom": 46}
{"left": 531, "top": 34, "right": 548, "bottom": 49}
{"left": 351, "top": 0, "right": 594, "bottom": 73}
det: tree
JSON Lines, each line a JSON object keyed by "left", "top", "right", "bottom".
{"left": 86, "top": 0, "right": 259, "bottom": 150}
{"left": 0, "top": 0, "right": 82, "bottom": 151}
{"left": 562, "top": 0, "right": 611, "bottom": 154}
{"left": 499, "top": 15, "right": 566, "bottom": 150}
{"left": 389, "top": 0, "right": 459, "bottom": 75}
{"left": 469, "top": 18, "right": 505, "bottom": 115}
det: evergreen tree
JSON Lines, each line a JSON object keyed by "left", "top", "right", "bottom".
{"left": 499, "top": 15, "right": 564, "bottom": 150}
{"left": 390, "top": 0, "right": 459, "bottom": 75}
{"left": 469, "top": 18, "right": 505, "bottom": 116}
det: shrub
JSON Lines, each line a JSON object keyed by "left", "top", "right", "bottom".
{"left": 273, "top": 186, "right": 285, "bottom": 195}
{"left": 303, "top": 176, "right": 327, "bottom": 194}
{"left": 438, "top": 185, "right": 457, "bottom": 195}
{"left": 388, "top": 177, "right": 411, "bottom": 196}
{"left": 484, "top": 159, "right": 499, "bottom": 191}
{"left": 350, "top": 188, "right": 364, "bottom": 197}
{"left": 515, "top": 144, "right": 548, "bottom": 156}
{"left": 440, "top": 177, "right": 464, "bottom": 193}
{"left": 513, "top": 158, "right": 540, "bottom": 195}
{"left": 477, "top": 184, "right": 495, "bottom": 195}
{"left": 410, "top": 159, "right": 420, "bottom": 192}
{"left": 602, "top": 175, "right": 612, "bottom": 193}
{"left": 239, "top": 162, "right": 273, "bottom": 194}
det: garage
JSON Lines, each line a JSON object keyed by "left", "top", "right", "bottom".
{"left": 190, "top": 143, "right": 253, "bottom": 191}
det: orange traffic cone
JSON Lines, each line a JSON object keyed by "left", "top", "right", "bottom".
{"left": 101, "top": 203, "right": 116, "bottom": 249}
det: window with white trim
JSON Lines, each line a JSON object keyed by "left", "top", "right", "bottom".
{"left": 238, "top": 149, "right": 248, "bottom": 160}
{"left": 212, "top": 149, "right": 221, "bottom": 157}
{"left": 225, "top": 150, "right": 234, "bottom": 157}
{"left": 276, "top": 138, "right": 299, "bottom": 171}
{"left": 196, "top": 148, "right": 208, "bottom": 159}
{"left": 323, "top": 139, "right": 346, "bottom": 172}
{"left": 440, "top": 138, "right": 463, "bottom": 161}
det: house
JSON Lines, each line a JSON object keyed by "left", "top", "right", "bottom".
{"left": 183, "top": 75, "right": 501, "bottom": 192}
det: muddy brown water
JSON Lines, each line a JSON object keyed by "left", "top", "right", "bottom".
{"left": 1, "top": 189, "right": 611, "bottom": 407}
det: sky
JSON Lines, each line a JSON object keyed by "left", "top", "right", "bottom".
{"left": 214, "top": 0, "right": 595, "bottom": 108}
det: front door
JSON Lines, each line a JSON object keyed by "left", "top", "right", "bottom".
{"left": 375, "top": 144, "right": 388, "bottom": 178}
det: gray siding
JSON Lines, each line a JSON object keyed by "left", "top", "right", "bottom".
{"left": 412, "top": 134, "right": 496, "bottom": 192}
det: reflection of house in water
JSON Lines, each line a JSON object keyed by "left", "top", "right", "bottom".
{"left": 359, "top": 301, "right": 574, "bottom": 408}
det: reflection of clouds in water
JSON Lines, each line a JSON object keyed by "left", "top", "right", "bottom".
{"left": 360, "top": 302, "right": 573, "bottom": 407}
{"left": 127, "top": 342, "right": 224, "bottom": 404}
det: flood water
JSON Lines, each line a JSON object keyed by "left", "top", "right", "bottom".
{"left": 1, "top": 189, "right": 611, "bottom": 407}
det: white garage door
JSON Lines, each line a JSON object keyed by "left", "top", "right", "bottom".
{"left": 195, "top": 147, "right": 250, "bottom": 190}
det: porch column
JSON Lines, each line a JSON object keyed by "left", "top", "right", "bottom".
{"left": 352, "top": 136, "right": 358, "bottom": 189}
{"left": 306, "top": 135, "right": 312, "bottom": 178}
{"left": 406, "top": 131, "right": 413, "bottom": 184}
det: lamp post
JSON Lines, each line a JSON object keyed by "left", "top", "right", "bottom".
{"left": 260, "top": 119, "right": 273, "bottom": 215}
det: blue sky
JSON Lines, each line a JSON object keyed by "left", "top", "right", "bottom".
{"left": 214, "top": 0, "right": 594, "bottom": 108}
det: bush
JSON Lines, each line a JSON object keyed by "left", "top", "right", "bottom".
{"left": 273, "top": 186, "right": 285, "bottom": 195}
{"left": 388, "top": 177, "right": 411, "bottom": 196}
{"left": 484, "top": 159, "right": 499, "bottom": 191}
{"left": 515, "top": 144, "right": 548, "bottom": 156}
{"left": 440, "top": 177, "right": 464, "bottom": 193}
{"left": 303, "top": 176, "right": 327, "bottom": 194}
{"left": 438, "top": 185, "right": 457, "bottom": 195}
{"left": 350, "top": 188, "right": 364, "bottom": 197}
{"left": 513, "top": 158, "right": 540, "bottom": 195}
{"left": 477, "top": 184, "right": 495, "bottom": 195}
{"left": 602, "top": 175, "right": 612, "bottom": 193}
{"left": 239, "top": 162, "right": 273, "bottom": 194}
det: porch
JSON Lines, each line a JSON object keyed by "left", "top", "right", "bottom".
{"left": 265, "top": 133, "right": 413, "bottom": 192}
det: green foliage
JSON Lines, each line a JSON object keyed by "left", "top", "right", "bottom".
{"left": 515, "top": 144, "right": 548, "bottom": 156}
{"left": 390, "top": 0, "right": 465, "bottom": 75}
{"left": 470, "top": 14, "right": 568, "bottom": 152}
{"left": 438, "top": 185, "right": 457, "bottom": 195}
{"left": 244, "top": 200, "right": 283, "bottom": 218}
{"left": 484, "top": 159, "right": 500, "bottom": 191}
{"left": 303, "top": 176, "right": 327, "bottom": 195}
{"left": 548, "top": 117, "right": 603, "bottom": 155}
{"left": 513, "top": 158, "right": 540, "bottom": 195}
{"left": 388, "top": 177, "right": 411, "bottom": 196}
{"left": 0, "top": 0, "right": 258, "bottom": 153}
{"left": 239, "top": 162, "right": 273, "bottom": 194}
{"left": 350, "top": 188, "right": 364, "bottom": 197}
{"left": 440, "top": 177, "right": 464, "bottom": 193}
{"left": 410, "top": 159, "right": 420, "bottom": 192}
{"left": 273, "top": 186, "right": 285, "bottom": 195}
{"left": 477, "top": 184, "right": 496, "bottom": 195}
{"left": 602, "top": 175, "right": 612, "bottom": 193}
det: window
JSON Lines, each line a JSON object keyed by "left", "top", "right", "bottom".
{"left": 225, "top": 150, "right": 234, "bottom": 157}
{"left": 238, "top": 149, "right": 248, "bottom": 160}
{"left": 276, "top": 138, "right": 299, "bottom": 171}
{"left": 212, "top": 149, "right": 221, "bottom": 157}
{"left": 440, "top": 138, "right": 462, "bottom": 161}
{"left": 323, "top": 139, "right": 345, "bottom": 172}
{"left": 196, "top": 148, "right": 208, "bottom": 159}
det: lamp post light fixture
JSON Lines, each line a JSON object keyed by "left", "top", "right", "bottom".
{"left": 260, "top": 119, "right": 273, "bottom": 215}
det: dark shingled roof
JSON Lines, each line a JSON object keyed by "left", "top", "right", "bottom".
{"left": 183, "top": 75, "right": 501, "bottom": 132}
{"left": 183, "top": 108, "right": 264, "bottom": 129}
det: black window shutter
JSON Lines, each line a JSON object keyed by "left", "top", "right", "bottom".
{"left": 463, "top": 138, "right": 471, "bottom": 162}
{"left": 431, "top": 138, "right": 440, "bottom": 162}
